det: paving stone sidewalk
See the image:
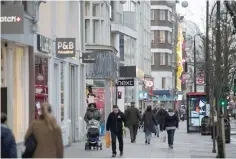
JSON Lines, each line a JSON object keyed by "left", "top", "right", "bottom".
{"left": 65, "top": 121, "right": 236, "bottom": 158}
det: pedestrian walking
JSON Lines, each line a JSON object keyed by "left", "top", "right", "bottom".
{"left": 141, "top": 106, "right": 157, "bottom": 144}
{"left": 1, "top": 113, "right": 17, "bottom": 158}
{"left": 164, "top": 108, "right": 179, "bottom": 149}
{"left": 23, "top": 103, "right": 64, "bottom": 158}
{"left": 106, "top": 105, "right": 126, "bottom": 157}
{"left": 155, "top": 104, "right": 168, "bottom": 132}
{"left": 152, "top": 105, "right": 160, "bottom": 137}
{"left": 125, "top": 102, "right": 141, "bottom": 143}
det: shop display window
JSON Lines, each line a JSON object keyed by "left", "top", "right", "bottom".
{"left": 13, "top": 47, "right": 26, "bottom": 142}
{"left": 35, "top": 56, "right": 48, "bottom": 118}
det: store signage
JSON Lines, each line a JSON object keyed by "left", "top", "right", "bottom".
{"left": 145, "top": 80, "right": 153, "bottom": 87}
{"left": 117, "top": 79, "right": 134, "bottom": 86}
{"left": 1, "top": 4, "right": 24, "bottom": 34}
{"left": 82, "top": 53, "right": 96, "bottom": 63}
{"left": 37, "top": 34, "right": 52, "bottom": 53}
{"left": 56, "top": 38, "right": 76, "bottom": 58}
{"left": 139, "top": 91, "right": 148, "bottom": 100}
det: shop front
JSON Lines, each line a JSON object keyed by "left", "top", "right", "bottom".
{"left": 85, "top": 48, "right": 119, "bottom": 126}
{"left": 1, "top": 41, "right": 31, "bottom": 144}
{"left": 35, "top": 34, "right": 85, "bottom": 146}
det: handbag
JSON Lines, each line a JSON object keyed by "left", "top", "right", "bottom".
{"left": 160, "top": 131, "right": 166, "bottom": 143}
{"left": 22, "top": 134, "right": 37, "bottom": 158}
{"left": 105, "top": 131, "right": 111, "bottom": 148}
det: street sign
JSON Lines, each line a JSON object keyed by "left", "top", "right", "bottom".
{"left": 117, "top": 79, "right": 134, "bottom": 86}
{"left": 196, "top": 77, "right": 204, "bottom": 85}
{"left": 82, "top": 53, "right": 96, "bottom": 63}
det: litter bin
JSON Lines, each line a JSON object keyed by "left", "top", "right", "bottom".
{"left": 224, "top": 118, "right": 231, "bottom": 143}
{"left": 201, "top": 116, "right": 211, "bottom": 135}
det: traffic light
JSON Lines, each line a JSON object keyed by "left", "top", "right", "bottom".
{"left": 117, "top": 91, "right": 122, "bottom": 99}
{"left": 234, "top": 79, "right": 236, "bottom": 96}
{"left": 184, "top": 62, "right": 188, "bottom": 72}
{"left": 220, "top": 99, "right": 227, "bottom": 107}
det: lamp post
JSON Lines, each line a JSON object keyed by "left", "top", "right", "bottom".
{"left": 192, "top": 34, "right": 203, "bottom": 92}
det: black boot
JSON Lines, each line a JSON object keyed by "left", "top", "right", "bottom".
{"left": 112, "top": 154, "right": 116, "bottom": 157}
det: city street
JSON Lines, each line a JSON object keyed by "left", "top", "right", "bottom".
{"left": 65, "top": 121, "right": 236, "bottom": 158}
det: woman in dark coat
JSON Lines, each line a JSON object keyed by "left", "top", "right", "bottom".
{"left": 141, "top": 106, "right": 157, "bottom": 144}
{"left": 84, "top": 103, "right": 101, "bottom": 124}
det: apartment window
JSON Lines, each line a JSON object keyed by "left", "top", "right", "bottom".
{"left": 160, "top": 10, "right": 165, "bottom": 20}
{"left": 160, "top": 31, "right": 165, "bottom": 43}
{"left": 151, "top": 53, "right": 155, "bottom": 65}
{"left": 168, "top": 11, "right": 172, "bottom": 21}
{"left": 85, "top": 2, "right": 90, "bottom": 16}
{"left": 162, "top": 77, "right": 166, "bottom": 89}
{"left": 168, "top": 32, "right": 172, "bottom": 44}
{"left": 160, "top": 53, "right": 166, "bottom": 65}
{"left": 85, "top": 19, "right": 90, "bottom": 43}
{"left": 151, "top": 10, "right": 154, "bottom": 20}
{"left": 92, "top": 4, "right": 99, "bottom": 16}
{"left": 168, "top": 54, "right": 171, "bottom": 66}
{"left": 151, "top": 31, "right": 154, "bottom": 43}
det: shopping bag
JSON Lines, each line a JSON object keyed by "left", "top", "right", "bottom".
{"left": 105, "top": 131, "right": 111, "bottom": 148}
{"left": 160, "top": 131, "right": 166, "bottom": 143}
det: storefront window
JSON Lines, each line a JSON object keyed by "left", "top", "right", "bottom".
{"left": 35, "top": 56, "right": 48, "bottom": 118}
{"left": 61, "top": 62, "right": 64, "bottom": 121}
{"left": 13, "top": 47, "right": 25, "bottom": 142}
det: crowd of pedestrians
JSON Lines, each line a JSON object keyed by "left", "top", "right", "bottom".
{"left": 1, "top": 101, "right": 179, "bottom": 158}
{"left": 106, "top": 102, "right": 179, "bottom": 157}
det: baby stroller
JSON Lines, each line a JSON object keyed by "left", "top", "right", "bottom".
{"left": 85, "top": 119, "right": 102, "bottom": 150}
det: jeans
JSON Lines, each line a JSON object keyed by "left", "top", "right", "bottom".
{"left": 167, "top": 129, "right": 175, "bottom": 146}
{"left": 155, "top": 125, "right": 160, "bottom": 136}
{"left": 129, "top": 125, "right": 138, "bottom": 141}
{"left": 145, "top": 130, "right": 152, "bottom": 142}
{"left": 111, "top": 132, "right": 123, "bottom": 154}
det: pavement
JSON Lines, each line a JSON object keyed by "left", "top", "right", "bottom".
{"left": 65, "top": 121, "right": 236, "bottom": 158}
{"left": 230, "top": 119, "right": 236, "bottom": 135}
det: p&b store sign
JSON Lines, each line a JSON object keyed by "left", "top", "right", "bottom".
{"left": 56, "top": 38, "right": 76, "bottom": 58}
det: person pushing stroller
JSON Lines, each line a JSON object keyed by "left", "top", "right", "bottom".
{"left": 84, "top": 103, "right": 101, "bottom": 150}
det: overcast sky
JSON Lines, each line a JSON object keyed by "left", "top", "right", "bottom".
{"left": 176, "top": 0, "right": 207, "bottom": 32}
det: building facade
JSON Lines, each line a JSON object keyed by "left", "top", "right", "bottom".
{"left": 1, "top": 1, "right": 40, "bottom": 155}
{"left": 110, "top": 0, "right": 151, "bottom": 111}
{"left": 83, "top": 0, "right": 119, "bottom": 125}
{"left": 36, "top": 1, "right": 86, "bottom": 145}
{"left": 150, "top": 1, "right": 178, "bottom": 107}
{"left": 1, "top": 1, "right": 87, "bottom": 153}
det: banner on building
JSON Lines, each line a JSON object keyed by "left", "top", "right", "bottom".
{"left": 176, "top": 23, "right": 184, "bottom": 91}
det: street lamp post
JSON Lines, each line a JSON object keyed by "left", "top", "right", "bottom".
{"left": 193, "top": 37, "right": 197, "bottom": 92}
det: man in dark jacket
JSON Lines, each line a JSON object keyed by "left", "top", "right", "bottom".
{"left": 106, "top": 105, "right": 126, "bottom": 157}
{"left": 1, "top": 113, "right": 17, "bottom": 158}
{"left": 155, "top": 105, "right": 168, "bottom": 131}
{"left": 84, "top": 103, "right": 101, "bottom": 124}
{"left": 125, "top": 102, "right": 141, "bottom": 143}
{"left": 164, "top": 108, "right": 179, "bottom": 148}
